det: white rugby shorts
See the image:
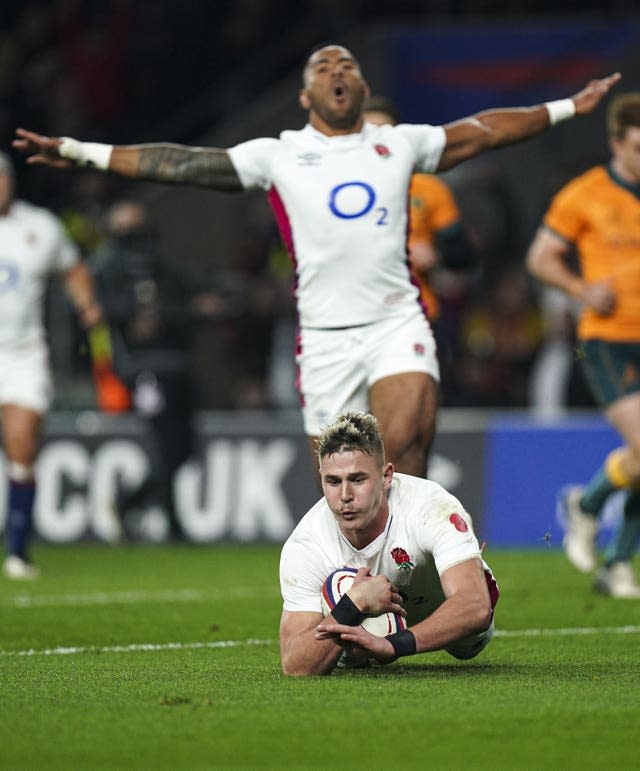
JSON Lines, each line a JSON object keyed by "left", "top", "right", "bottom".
{"left": 0, "top": 346, "right": 53, "bottom": 413}
{"left": 297, "top": 309, "right": 439, "bottom": 436}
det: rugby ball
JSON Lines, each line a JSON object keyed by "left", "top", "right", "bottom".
{"left": 321, "top": 567, "right": 406, "bottom": 636}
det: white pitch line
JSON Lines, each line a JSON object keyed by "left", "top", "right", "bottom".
{"left": 494, "top": 625, "right": 640, "bottom": 637}
{"left": 7, "top": 589, "right": 205, "bottom": 608}
{"left": 0, "top": 639, "right": 276, "bottom": 657}
{"left": 4, "top": 586, "right": 279, "bottom": 608}
{"left": 2, "top": 626, "right": 640, "bottom": 658}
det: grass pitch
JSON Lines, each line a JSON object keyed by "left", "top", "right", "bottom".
{"left": 1, "top": 543, "right": 639, "bottom": 770}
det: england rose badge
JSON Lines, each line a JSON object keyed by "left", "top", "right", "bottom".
{"left": 391, "top": 547, "right": 415, "bottom": 571}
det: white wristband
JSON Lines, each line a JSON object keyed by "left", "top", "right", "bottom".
{"left": 545, "top": 99, "right": 576, "bottom": 126}
{"left": 58, "top": 137, "right": 113, "bottom": 170}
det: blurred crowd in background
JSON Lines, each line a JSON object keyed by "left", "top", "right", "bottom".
{"left": 3, "top": 0, "right": 630, "bottom": 417}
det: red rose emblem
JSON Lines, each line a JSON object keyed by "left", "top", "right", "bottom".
{"left": 414, "top": 343, "right": 425, "bottom": 356}
{"left": 449, "top": 513, "right": 468, "bottom": 533}
{"left": 374, "top": 144, "right": 392, "bottom": 158}
{"left": 391, "top": 547, "right": 415, "bottom": 570}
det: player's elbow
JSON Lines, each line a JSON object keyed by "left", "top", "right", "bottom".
{"left": 476, "top": 603, "right": 493, "bottom": 634}
{"left": 467, "top": 593, "right": 493, "bottom": 635}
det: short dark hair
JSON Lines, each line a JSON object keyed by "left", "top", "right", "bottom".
{"left": 316, "top": 412, "right": 385, "bottom": 464}
{"left": 362, "top": 96, "right": 401, "bottom": 125}
{"left": 607, "top": 93, "right": 640, "bottom": 139}
{"left": 305, "top": 41, "right": 346, "bottom": 63}
{"left": 302, "top": 41, "right": 353, "bottom": 85}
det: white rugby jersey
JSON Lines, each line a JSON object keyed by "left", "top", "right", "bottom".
{"left": 279, "top": 473, "right": 485, "bottom": 627}
{"left": 0, "top": 200, "right": 79, "bottom": 350}
{"left": 229, "top": 122, "right": 446, "bottom": 328}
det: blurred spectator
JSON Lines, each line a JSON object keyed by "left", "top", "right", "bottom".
{"left": 90, "top": 198, "right": 226, "bottom": 540}
{"left": 455, "top": 266, "right": 544, "bottom": 407}
{"left": 450, "top": 160, "right": 520, "bottom": 282}
{"left": 224, "top": 195, "right": 291, "bottom": 409}
{"left": 59, "top": 1, "right": 133, "bottom": 134}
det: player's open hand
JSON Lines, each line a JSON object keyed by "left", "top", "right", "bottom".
{"left": 315, "top": 622, "right": 396, "bottom": 664}
{"left": 13, "top": 128, "right": 73, "bottom": 168}
{"left": 571, "top": 73, "right": 621, "bottom": 116}
{"left": 581, "top": 279, "right": 616, "bottom": 316}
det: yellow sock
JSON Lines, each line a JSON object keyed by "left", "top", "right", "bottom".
{"left": 605, "top": 448, "right": 634, "bottom": 489}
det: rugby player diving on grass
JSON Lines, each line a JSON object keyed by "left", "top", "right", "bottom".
{"left": 278, "top": 412, "right": 499, "bottom": 675}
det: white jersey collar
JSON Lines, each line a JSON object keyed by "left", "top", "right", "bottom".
{"left": 302, "top": 122, "right": 371, "bottom": 148}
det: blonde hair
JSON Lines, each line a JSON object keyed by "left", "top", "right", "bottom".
{"left": 316, "top": 412, "right": 384, "bottom": 464}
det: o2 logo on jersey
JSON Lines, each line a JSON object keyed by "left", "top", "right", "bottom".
{"left": 328, "top": 181, "right": 388, "bottom": 225}
{"left": 0, "top": 260, "right": 19, "bottom": 294}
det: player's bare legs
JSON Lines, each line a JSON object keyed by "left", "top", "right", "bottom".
{"left": 369, "top": 372, "right": 438, "bottom": 477}
{"left": 1, "top": 404, "right": 42, "bottom": 465}
{"left": 1, "top": 404, "right": 42, "bottom": 579}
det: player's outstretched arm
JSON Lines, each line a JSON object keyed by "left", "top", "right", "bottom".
{"left": 438, "top": 72, "right": 621, "bottom": 171}
{"left": 13, "top": 128, "right": 243, "bottom": 191}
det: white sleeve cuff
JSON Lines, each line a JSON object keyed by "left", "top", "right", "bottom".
{"left": 545, "top": 99, "right": 576, "bottom": 126}
{"left": 59, "top": 138, "right": 113, "bottom": 170}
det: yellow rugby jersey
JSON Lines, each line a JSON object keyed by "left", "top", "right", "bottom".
{"left": 544, "top": 165, "right": 640, "bottom": 341}
{"left": 409, "top": 173, "right": 461, "bottom": 320}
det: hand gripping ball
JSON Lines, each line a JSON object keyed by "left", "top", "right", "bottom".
{"left": 321, "top": 567, "right": 406, "bottom": 636}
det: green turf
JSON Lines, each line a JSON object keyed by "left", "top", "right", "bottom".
{"left": 1, "top": 544, "right": 639, "bottom": 770}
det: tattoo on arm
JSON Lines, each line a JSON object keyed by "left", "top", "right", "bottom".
{"left": 136, "top": 144, "right": 243, "bottom": 191}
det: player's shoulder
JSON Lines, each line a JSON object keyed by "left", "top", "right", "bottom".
{"left": 278, "top": 124, "right": 325, "bottom": 148}
{"left": 12, "top": 199, "right": 55, "bottom": 222}
{"left": 393, "top": 474, "right": 473, "bottom": 536}
{"left": 555, "top": 165, "right": 607, "bottom": 198}
{"left": 284, "top": 496, "right": 333, "bottom": 545}
{"left": 392, "top": 472, "right": 454, "bottom": 506}
{"left": 231, "top": 136, "right": 280, "bottom": 154}
{"left": 11, "top": 199, "right": 67, "bottom": 239}
{"left": 393, "top": 122, "right": 443, "bottom": 141}
{"left": 545, "top": 167, "right": 608, "bottom": 219}
{"left": 363, "top": 121, "right": 438, "bottom": 141}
